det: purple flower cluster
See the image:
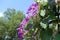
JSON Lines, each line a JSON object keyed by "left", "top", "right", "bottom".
{"left": 17, "top": 2, "right": 39, "bottom": 38}
{"left": 26, "top": 2, "right": 39, "bottom": 17}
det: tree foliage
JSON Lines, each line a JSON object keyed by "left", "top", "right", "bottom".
{"left": 0, "top": 8, "right": 25, "bottom": 40}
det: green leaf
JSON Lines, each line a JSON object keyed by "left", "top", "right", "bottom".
{"left": 55, "top": 34, "right": 60, "bottom": 40}
{"left": 40, "top": 29, "right": 53, "bottom": 40}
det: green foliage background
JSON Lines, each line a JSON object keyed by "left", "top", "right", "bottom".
{"left": 0, "top": 8, "right": 25, "bottom": 40}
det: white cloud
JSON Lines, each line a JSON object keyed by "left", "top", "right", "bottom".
{"left": 0, "top": 12, "right": 4, "bottom": 17}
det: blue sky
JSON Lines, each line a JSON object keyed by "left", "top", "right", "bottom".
{"left": 0, "top": 0, "right": 34, "bottom": 17}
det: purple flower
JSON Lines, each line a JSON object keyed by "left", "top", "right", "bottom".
{"left": 20, "top": 17, "right": 29, "bottom": 26}
{"left": 17, "top": 2, "right": 39, "bottom": 39}
{"left": 17, "top": 25, "right": 23, "bottom": 31}
{"left": 28, "top": 7, "right": 32, "bottom": 11}
{"left": 20, "top": 19, "right": 26, "bottom": 25}
{"left": 17, "top": 27, "right": 23, "bottom": 38}
{"left": 25, "top": 16, "right": 29, "bottom": 21}
{"left": 32, "top": 3, "right": 38, "bottom": 7}
{"left": 26, "top": 2, "right": 39, "bottom": 14}
{"left": 18, "top": 31, "right": 23, "bottom": 38}
{"left": 17, "top": 27, "right": 28, "bottom": 38}
{"left": 16, "top": 28, "right": 20, "bottom": 30}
